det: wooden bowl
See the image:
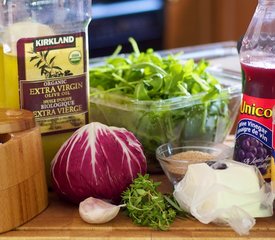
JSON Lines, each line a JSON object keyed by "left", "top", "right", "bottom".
{"left": 0, "top": 109, "right": 48, "bottom": 233}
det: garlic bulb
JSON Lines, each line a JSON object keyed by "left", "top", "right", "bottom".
{"left": 79, "top": 197, "right": 123, "bottom": 224}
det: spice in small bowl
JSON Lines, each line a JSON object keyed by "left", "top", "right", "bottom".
{"left": 156, "top": 141, "right": 233, "bottom": 185}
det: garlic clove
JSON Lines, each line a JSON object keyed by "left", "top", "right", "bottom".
{"left": 79, "top": 197, "right": 122, "bottom": 224}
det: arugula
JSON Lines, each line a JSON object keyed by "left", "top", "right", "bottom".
{"left": 89, "top": 38, "right": 230, "bottom": 171}
{"left": 90, "top": 38, "right": 221, "bottom": 100}
{"left": 122, "top": 174, "right": 187, "bottom": 230}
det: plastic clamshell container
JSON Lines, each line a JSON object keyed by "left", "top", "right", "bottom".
{"left": 89, "top": 42, "right": 242, "bottom": 173}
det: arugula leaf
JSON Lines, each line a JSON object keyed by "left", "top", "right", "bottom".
{"left": 134, "top": 82, "right": 150, "bottom": 100}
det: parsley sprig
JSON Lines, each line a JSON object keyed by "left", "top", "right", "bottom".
{"left": 122, "top": 174, "right": 187, "bottom": 230}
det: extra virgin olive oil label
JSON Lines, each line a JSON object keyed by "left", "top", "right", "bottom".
{"left": 17, "top": 32, "right": 88, "bottom": 134}
{"left": 234, "top": 94, "right": 273, "bottom": 179}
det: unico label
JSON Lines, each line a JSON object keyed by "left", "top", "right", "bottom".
{"left": 234, "top": 94, "right": 273, "bottom": 180}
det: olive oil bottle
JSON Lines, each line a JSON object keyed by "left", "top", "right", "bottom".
{"left": 0, "top": 0, "right": 92, "bottom": 184}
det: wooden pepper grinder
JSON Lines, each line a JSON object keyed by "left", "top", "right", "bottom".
{"left": 0, "top": 109, "right": 48, "bottom": 233}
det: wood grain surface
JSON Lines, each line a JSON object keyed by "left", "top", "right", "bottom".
{"left": 0, "top": 109, "right": 35, "bottom": 134}
{"left": 0, "top": 124, "right": 48, "bottom": 233}
{"left": 0, "top": 136, "right": 274, "bottom": 239}
{"left": 0, "top": 176, "right": 275, "bottom": 239}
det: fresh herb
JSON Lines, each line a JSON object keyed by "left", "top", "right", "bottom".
{"left": 29, "top": 50, "right": 73, "bottom": 78}
{"left": 121, "top": 174, "right": 187, "bottom": 230}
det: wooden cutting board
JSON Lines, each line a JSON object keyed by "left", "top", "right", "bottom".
{"left": 1, "top": 136, "right": 275, "bottom": 239}
{"left": 0, "top": 174, "right": 275, "bottom": 240}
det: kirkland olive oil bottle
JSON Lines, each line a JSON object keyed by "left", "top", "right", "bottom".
{"left": 0, "top": 0, "right": 92, "bottom": 185}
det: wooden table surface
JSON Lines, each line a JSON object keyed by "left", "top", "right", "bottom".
{"left": 1, "top": 136, "right": 275, "bottom": 240}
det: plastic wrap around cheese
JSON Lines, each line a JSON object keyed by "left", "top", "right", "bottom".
{"left": 173, "top": 160, "right": 274, "bottom": 235}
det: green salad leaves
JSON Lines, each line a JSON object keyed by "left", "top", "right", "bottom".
{"left": 90, "top": 38, "right": 221, "bottom": 101}
{"left": 89, "top": 38, "right": 231, "bottom": 171}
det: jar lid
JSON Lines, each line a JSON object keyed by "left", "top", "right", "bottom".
{"left": 0, "top": 109, "right": 35, "bottom": 134}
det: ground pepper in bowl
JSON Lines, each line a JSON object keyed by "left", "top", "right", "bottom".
{"left": 165, "top": 151, "right": 215, "bottom": 175}
{"left": 156, "top": 142, "right": 233, "bottom": 185}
